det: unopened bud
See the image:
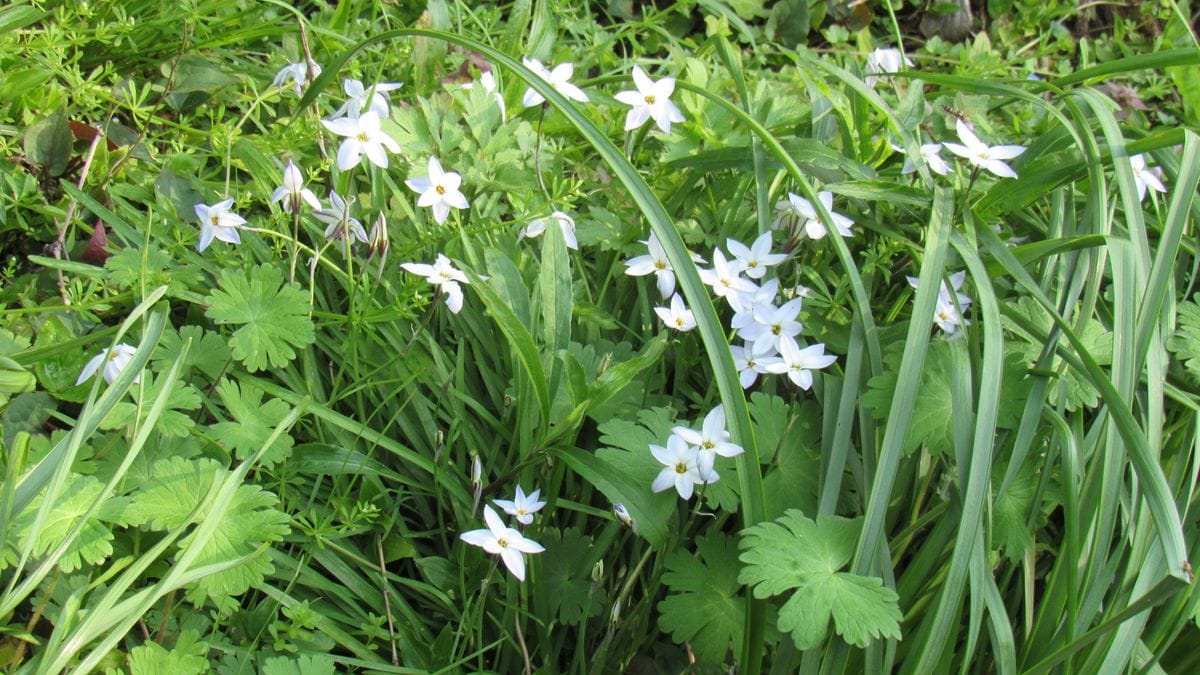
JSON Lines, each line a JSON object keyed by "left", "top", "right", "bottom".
{"left": 591, "top": 560, "right": 604, "bottom": 583}
{"left": 612, "top": 503, "right": 635, "bottom": 531}
{"left": 368, "top": 213, "right": 389, "bottom": 265}
{"left": 470, "top": 453, "right": 483, "bottom": 488}
{"left": 609, "top": 598, "right": 621, "bottom": 625}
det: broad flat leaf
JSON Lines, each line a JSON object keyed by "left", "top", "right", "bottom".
{"left": 208, "top": 379, "right": 294, "bottom": 468}
{"left": 102, "top": 372, "right": 201, "bottom": 437}
{"left": 861, "top": 340, "right": 956, "bottom": 455}
{"left": 128, "top": 458, "right": 289, "bottom": 605}
{"left": 739, "top": 511, "right": 901, "bottom": 649}
{"left": 7, "top": 474, "right": 122, "bottom": 572}
{"left": 1002, "top": 296, "right": 1111, "bottom": 411}
{"left": 260, "top": 654, "right": 336, "bottom": 675}
{"left": 23, "top": 107, "right": 72, "bottom": 176}
{"left": 153, "top": 325, "right": 231, "bottom": 381}
{"left": 992, "top": 456, "right": 1039, "bottom": 561}
{"left": 121, "top": 456, "right": 222, "bottom": 530}
{"left": 1168, "top": 296, "right": 1200, "bottom": 381}
{"left": 128, "top": 631, "right": 208, "bottom": 675}
{"left": 105, "top": 246, "right": 205, "bottom": 297}
{"left": 180, "top": 480, "right": 289, "bottom": 605}
{"left": 657, "top": 532, "right": 745, "bottom": 664}
{"left": 204, "top": 264, "right": 315, "bottom": 372}
{"left": 537, "top": 528, "right": 605, "bottom": 625}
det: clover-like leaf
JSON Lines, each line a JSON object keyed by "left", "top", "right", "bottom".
{"left": 739, "top": 510, "right": 901, "bottom": 650}
{"left": 657, "top": 532, "right": 745, "bottom": 664}
{"left": 204, "top": 263, "right": 314, "bottom": 372}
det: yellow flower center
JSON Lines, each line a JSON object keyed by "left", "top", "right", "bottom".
{"left": 436, "top": 185, "right": 445, "bottom": 195}
{"left": 654, "top": 261, "right": 666, "bottom": 270}
{"left": 516, "top": 508, "right": 527, "bottom": 515}
{"left": 675, "top": 317, "right": 685, "bottom": 327}
{"left": 772, "top": 325, "right": 781, "bottom": 335}
{"left": 210, "top": 216, "right": 220, "bottom": 226}
{"left": 702, "top": 441, "right": 714, "bottom": 450}
{"left": 674, "top": 462, "right": 687, "bottom": 474}
{"left": 498, "top": 538, "right": 509, "bottom": 548}
{"left": 357, "top": 132, "right": 368, "bottom": 142}
{"left": 644, "top": 95, "right": 655, "bottom": 104}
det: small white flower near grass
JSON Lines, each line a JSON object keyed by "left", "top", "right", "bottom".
{"left": 406, "top": 157, "right": 469, "bottom": 225}
{"left": 521, "top": 58, "right": 589, "bottom": 106}
{"left": 654, "top": 293, "right": 696, "bottom": 332}
{"left": 494, "top": 486, "right": 546, "bottom": 525}
{"left": 77, "top": 343, "right": 139, "bottom": 385}
{"left": 460, "top": 505, "right": 545, "bottom": 581}
{"left": 1129, "top": 154, "right": 1167, "bottom": 201}
{"left": 195, "top": 199, "right": 245, "bottom": 252}
{"left": 322, "top": 111, "right": 402, "bottom": 171}
{"left": 401, "top": 254, "right": 470, "bottom": 314}
{"left": 271, "top": 160, "right": 321, "bottom": 215}
{"left": 943, "top": 119, "right": 1026, "bottom": 179}
{"left": 333, "top": 78, "right": 402, "bottom": 119}
{"left": 908, "top": 271, "right": 973, "bottom": 335}
{"left": 775, "top": 191, "right": 854, "bottom": 240}
{"left": 768, "top": 337, "right": 837, "bottom": 390}
{"left": 650, "top": 434, "right": 709, "bottom": 499}
{"left": 613, "top": 66, "right": 685, "bottom": 134}
{"left": 865, "top": 47, "right": 913, "bottom": 87}
{"left": 272, "top": 61, "right": 320, "bottom": 96}
{"left": 520, "top": 211, "right": 578, "bottom": 249}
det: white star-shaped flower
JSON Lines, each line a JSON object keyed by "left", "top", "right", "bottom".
{"left": 194, "top": 199, "right": 245, "bottom": 252}
{"left": 521, "top": 58, "right": 589, "bottom": 107}
{"left": 613, "top": 66, "right": 685, "bottom": 134}
{"left": 271, "top": 61, "right": 321, "bottom": 97}
{"left": 865, "top": 48, "right": 913, "bottom": 88}
{"left": 1129, "top": 154, "right": 1167, "bottom": 202}
{"left": 401, "top": 253, "right": 470, "bottom": 314}
{"left": 313, "top": 191, "right": 367, "bottom": 244}
{"left": 493, "top": 485, "right": 547, "bottom": 526}
{"left": 77, "top": 343, "right": 139, "bottom": 385}
{"left": 406, "top": 156, "right": 469, "bottom": 225}
{"left": 624, "top": 232, "right": 677, "bottom": 299}
{"left": 726, "top": 232, "right": 787, "bottom": 279}
{"left": 672, "top": 405, "right": 743, "bottom": 480}
{"left": 520, "top": 211, "right": 578, "bottom": 250}
{"left": 767, "top": 337, "right": 837, "bottom": 390}
{"left": 943, "top": 119, "right": 1026, "bottom": 179}
{"left": 739, "top": 298, "right": 804, "bottom": 355}
{"left": 271, "top": 160, "right": 321, "bottom": 215}
{"left": 333, "top": 78, "right": 403, "bottom": 119}
{"left": 731, "top": 341, "right": 781, "bottom": 389}
{"left": 650, "top": 434, "right": 709, "bottom": 500}
{"left": 460, "top": 505, "right": 545, "bottom": 581}
{"left": 322, "top": 111, "right": 402, "bottom": 171}
{"left": 892, "top": 142, "right": 952, "bottom": 176}
{"left": 654, "top": 293, "right": 696, "bottom": 332}
{"left": 775, "top": 191, "right": 854, "bottom": 240}
{"left": 699, "top": 249, "right": 757, "bottom": 302}
{"left": 907, "top": 271, "right": 972, "bottom": 334}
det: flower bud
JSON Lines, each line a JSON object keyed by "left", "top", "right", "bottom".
{"left": 609, "top": 598, "right": 621, "bottom": 625}
{"left": 591, "top": 560, "right": 604, "bottom": 583}
{"left": 612, "top": 503, "right": 635, "bottom": 531}
{"left": 368, "top": 212, "right": 389, "bottom": 265}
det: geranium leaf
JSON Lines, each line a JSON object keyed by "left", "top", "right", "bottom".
{"left": 739, "top": 510, "right": 901, "bottom": 650}
{"left": 208, "top": 379, "right": 294, "bottom": 468}
{"left": 204, "top": 263, "right": 314, "bottom": 372}
{"left": 657, "top": 532, "right": 745, "bottom": 664}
